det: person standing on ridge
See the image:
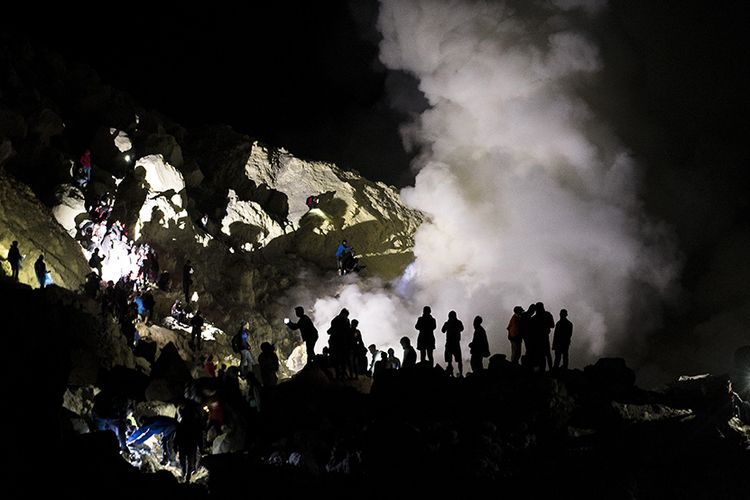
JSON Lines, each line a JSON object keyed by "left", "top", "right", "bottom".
{"left": 506, "top": 306, "right": 524, "bottom": 365}
{"left": 441, "top": 310, "right": 465, "bottom": 377}
{"left": 469, "top": 315, "right": 490, "bottom": 373}
{"left": 552, "top": 309, "right": 573, "bottom": 370}
{"left": 34, "top": 254, "right": 47, "bottom": 289}
{"left": 286, "top": 306, "right": 319, "bottom": 365}
{"left": 7, "top": 240, "right": 22, "bottom": 281}
{"left": 415, "top": 306, "right": 437, "bottom": 365}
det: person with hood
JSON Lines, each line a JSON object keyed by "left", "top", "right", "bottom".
{"left": 469, "top": 315, "right": 491, "bottom": 373}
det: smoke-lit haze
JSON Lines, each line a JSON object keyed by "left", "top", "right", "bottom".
{"left": 307, "top": 0, "right": 681, "bottom": 367}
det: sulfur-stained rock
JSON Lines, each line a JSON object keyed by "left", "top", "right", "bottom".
{"left": 0, "top": 171, "right": 89, "bottom": 289}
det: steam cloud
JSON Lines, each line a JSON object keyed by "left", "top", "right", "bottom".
{"left": 308, "top": 0, "right": 678, "bottom": 368}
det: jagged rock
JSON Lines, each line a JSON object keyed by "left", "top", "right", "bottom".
{"left": 245, "top": 142, "right": 423, "bottom": 277}
{"left": 113, "top": 130, "right": 132, "bottom": 153}
{"left": 0, "top": 171, "right": 89, "bottom": 288}
{"left": 665, "top": 373, "right": 731, "bottom": 415}
{"left": 0, "top": 108, "right": 27, "bottom": 140}
{"left": 91, "top": 126, "right": 130, "bottom": 177}
{"left": 180, "top": 159, "right": 204, "bottom": 189}
{"left": 132, "top": 154, "right": 188, "bottom": 241}
{"left": 145, "top": 378, "right": 185, "bottom": 402}
{"left": 141, "top": 133, "right": 183, "bottom": 169}
{"left": 63, "top": 385, "right": 99, "bottom": 417}
{"left": 151, "top": 342, "right": 192, "bottom": 383}
{"left": 132, "top": 401, "right": 179, "bottom": 420}
{"left": 0, "top": 137, "right": 13, "bottom": 166}
{"left": 611, "top": 402, "right": 692, "bottom": 422}
{"left": 101, "top": 365, "right": 150, "bottom": 400}
{"left": 28, "top": 108, "right": 63, "bottom": 144}
{"left": 221, "top": 188, "right": 287, "bottom": 250}
{"left": 133, "top": 339, "right": 158, "bottom": 364}
{"left": 584, "top": 357, "right": 636, "bottom": 393}
{"left": 51, "top": 184, "right": 87, "bottom": 237}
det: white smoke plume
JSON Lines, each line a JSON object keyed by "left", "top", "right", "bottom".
{"left": 305, "top": 0, "right": 678, "bottom": 369}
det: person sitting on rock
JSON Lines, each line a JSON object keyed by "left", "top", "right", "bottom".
{"left": 335, "top": 239, "right": 348, "bottom": 275}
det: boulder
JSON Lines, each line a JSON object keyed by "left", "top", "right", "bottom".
{"left": 51, "top": 184, "right": 87, "bottom": 237}
{"left": 584, "top": 358, "right": 636, "bottom": 393}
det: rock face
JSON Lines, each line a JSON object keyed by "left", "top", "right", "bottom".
{"left": 0, "top": 171, "right": 90, "bottom": 288}
{"left": 243, "top": 143, "right": 423, "bottom": 277}
{"left": 0, "top": 38, "right": 423, "bottom": 372}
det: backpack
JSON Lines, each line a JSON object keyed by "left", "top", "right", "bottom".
{"left": 231, "top": 331, "right": 244, "bottom": 353}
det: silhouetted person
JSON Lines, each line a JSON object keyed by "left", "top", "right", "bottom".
{"left": 368, "top": 344, "right": 383, "bottom": 376}
{"left": 373, "top": 351, "right": 389, "bottom": 379}
{"left": 442, "top": 310, "right": 464, "bottom": 376}
{"left": 7, "top": 240, "right": 21, "bottom": 281}
{"left": 157, "top": 270, "right": 171, "bottom": 291}
{"left": 327, "top": 308, "right": 352, "bottom": 380}
{"left": 259, "top": 342, "right": 280, "bottom": 387}
{"left": 507, "top": 306, "right": 524, "bottom": 364}
{"left": 127, "top": 415, "right": 177, "bottom": 464}
{"left": 400, "top": 336, "right": 417, "bottom": 369}
{"left": 532, "top": 302, "right": 555, "bottom": 372}
{"left": 519, "top": 303, "right": 536, "bottom": 368}
{"left": 142, "top": 289, "right": 155, "bottom": 325}
{"left": 552, "top": 309, "right": 573, "bottom": 370}
{"left": 89, "top": 248, "right": 103, "bottom": 277}
{"left": 237, "top": 322, "right": 254, "bottom": 378}
{"left": 335, "top": 239, "right": 348, "bottom": 275}
{"left": 84, "top": 272, "right": 100, "bottom": 299}
{"left": 34, "top": 254, "right": 47, "bottom": 288}
{"left": 92, "top": 389, "right": 129, "bottom": 451}
{"left": 171, "top": 299, "right": 187, "bottom": 324}
{"left": 175, "top": 400, "right": 205, "bottom": 482}
{"left": 415, "top": 306, "right": 437, "bottom": 365}
{"left": 470, "top": 315, "right": 490, "bottom": 373}
{"left": 182, "top": 260, "right": 194, "bottom": 302}
{"left": 203, "top": 355, "right": 216, "bottom": 377}
{"left": 387, "top": 348, "right": 401, "bottom": 370}
{"left": 78, "top": 148, "right": 92, "bottom": 186}
{"left": 190, "top": 310, "right": 204, "bottom": 351}
{"left": 286, "top": 306, "right": 319, "bottom": 365}
{"left": 351, "top": 319, "right": 368, "bottom": 376}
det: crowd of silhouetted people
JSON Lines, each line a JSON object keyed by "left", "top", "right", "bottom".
{"left": 285, "top": 301, "right": 575, "bottom": 380}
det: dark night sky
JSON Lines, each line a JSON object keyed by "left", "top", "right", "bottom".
{"left": 3, "top": 0, "right": 421, "bottom": 186}
{"left": 5, "top": 1, "right": 748, "bottom": 191}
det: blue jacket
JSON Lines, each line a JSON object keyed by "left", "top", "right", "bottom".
{"left": 336, "top": 244, "right": 347, "bottom": 258}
